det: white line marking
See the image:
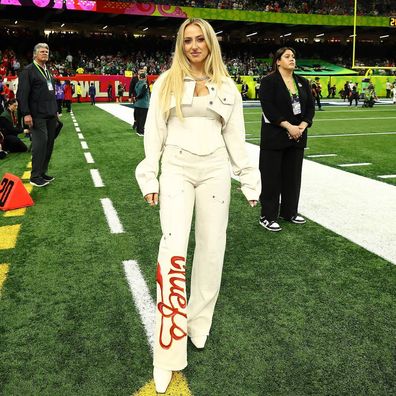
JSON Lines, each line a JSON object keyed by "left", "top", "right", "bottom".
{"left": 123, "top": 260, "right": 155, "bottom": 351}
{"left": 378, "top": 174, "right": 396, "bottom": 179}
{"left": 310, "top": 132, "right": 396, "bottom": 138}
{"left": 244, "top": 108, "right": 396, "bottom": 115}
{"left": 245, "top": 117, "right": 396, "bottom": 124}
{"left": 84, "top": 152, "right": 95, "bottom": 164}
{"left": 90, "top": 169, "right": 104, "bottom": 187}
{"left": 100, "top": 198, "right": 125, "bottom": 234}
{"left": 81, "top": 141, "right": 89, "bottom": 150}
{"left": 315, "top": 117, "right": 396, "bottom": 122}
{"left": 77, "top": 133, "right": 84, "bottom": 140}
{"left": 307, "top": 154, "right": 337, "bottom": 158}
{"left": 74, "top": 122, "right": 78, "bottom": 126}
{"left": 245, "top": 132, "right": 396, "bottom": 140}
{"left": 338, "top": 162, "right": 372, "bottom": 167}
{"left": 75, "top": 127, "right": 81, "bottom": 132}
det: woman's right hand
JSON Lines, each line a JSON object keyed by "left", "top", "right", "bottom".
{"left": 286, "top": 124, "right": 302, "bottom": 139}
{"left": 144, "top": 193, "right": 159, "bottom": 207}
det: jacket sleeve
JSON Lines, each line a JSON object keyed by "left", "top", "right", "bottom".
{"left": 222, "top": 82, "right": 261, "bottom": 201}
{"left": 259, "top": 75, "right": 286, "bottom": 126}
{"left": 135, "top": 77, "right": 167, "bottom": 197}
{"left": 16, "top": 68, "right": 32, "bottom": 117}
{"left": 301, "top": 78, "right": 315, "bottom": 127}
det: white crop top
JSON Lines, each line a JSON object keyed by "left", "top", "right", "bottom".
{"left": 165, "top": 95, "right": 226, "bottom": 155}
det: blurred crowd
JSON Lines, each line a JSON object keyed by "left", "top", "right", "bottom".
{"left": 1, "top": 29, "right": 395, "bottom": 82}
{"left": 140, "top": 0, "right": 396, "bottom": 16}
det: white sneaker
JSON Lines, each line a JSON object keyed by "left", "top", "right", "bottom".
{"left": 259, "top": 217, "right": 282, "bottom": 232}
{"left": 290, "top": 215, "right": 306, "bottom": 224}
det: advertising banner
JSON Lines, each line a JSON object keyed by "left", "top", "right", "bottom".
{"left": 0, "top": 1, "right": 389, "bottom": 27}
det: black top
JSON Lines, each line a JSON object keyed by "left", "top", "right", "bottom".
{"left": 259, "top": 70, "right": 315, "bottom": 149}
{"left": 0, "top": 110, "right": 23, "bottom": 136}
{"left": 17, "top": 63, "right": 57, "bottom": 119}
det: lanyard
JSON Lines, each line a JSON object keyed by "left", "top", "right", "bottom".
{"left": 288, "top": 78, "right": 299, "bottom": 98}
{"left": 33, "top": 61, "right": 51, "bottom": 81}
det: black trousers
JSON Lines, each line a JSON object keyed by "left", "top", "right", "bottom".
{"left": 4, "top": 134, "right": 28, "bottom": 152}
{"left": 30, "top": 117, "right": 57, "bottom": 179}
{"left": 64, "top": 100, "right": 71, "bottom": 112}
{"left": 134, "top": 107, "right": 148, "bottom": 135}
{"left": 259, "top": 146, "right": 304, "bottom": 221}
{"left": 56, "top": 99, "right": 63, "bottom": 114}
{"left": 314, "top": 95, "right": 321, "bottom": 109}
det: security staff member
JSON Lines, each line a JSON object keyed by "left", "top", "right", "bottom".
{"left": 258, "top": 47, "right": 315, "bottom": 232}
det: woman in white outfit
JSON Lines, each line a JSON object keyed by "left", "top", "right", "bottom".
{"left": 135, "top": 18, "right": 261, "bottom": 393}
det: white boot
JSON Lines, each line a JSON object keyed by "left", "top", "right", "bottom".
{"left": 190, "top": 335, "right": 207, "bottom": 349}
{"left": 153, "top": 367, "right": 172, "bottom": 394}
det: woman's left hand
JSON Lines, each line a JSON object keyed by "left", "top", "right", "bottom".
{"left": 248, "top": 200, "right": 258, "bottom": 207}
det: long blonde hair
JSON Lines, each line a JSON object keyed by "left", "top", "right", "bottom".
{"left": 160, "top": 18, "right": 229, "bottom": 119}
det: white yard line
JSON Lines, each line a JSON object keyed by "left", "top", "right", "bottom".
{"left": 314, "top": 116, "right": 396, "bottom": 122}
{"left": 246, "top": 132, "right": 396, "bottom": 139}
{"left": 307, "top": 154, "right": 337, "bottom": 158}
{"left": 75, "top": 127, "right": 81, "bottom": 132}
{"left": 310, "top": 132, "right": 396, "bottom": 138}
{"left": 77, "top": 133, "right": 85, "bottom": 140}
{"left": 81, "top": 141, "right": 89, "bottom": 150}
{"left": 378, "top": 174, "right": 396, "bottom": 179}
{"left": 96, "top": 103, "right": 135, "bottom": 125}
{"left": 100, "top": 198, "right": 125, "bottom": 234}
{"left": 123, "top": 260, "right": 156, "bottom": 351}
{"left": 84, "top": 152, "right": 95, "bottom": 164}
{"left": 90, "top": 169, "right": 104, "bottom": 187}
{"left": 338, "top": 162, "right": 372, "bottom": 167}
{"left": 245, "top": 117, "right": 396, "bottom": 123}
{"left": 244, "top": 108, "right": 396, "bottom": 114}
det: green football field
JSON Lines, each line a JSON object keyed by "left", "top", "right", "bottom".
{"left": 245, "top": 105, "right": 396, "bottom": 185}
{"left": 0, "top": 103, "right": 395, "bottom": 395}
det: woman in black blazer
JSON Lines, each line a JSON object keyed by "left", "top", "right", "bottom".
{"left": 258, "top": 47, "right": 315, "bottom": 232}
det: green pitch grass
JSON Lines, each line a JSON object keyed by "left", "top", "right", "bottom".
{"left": 245, "top": 105, "right": 396, "bottom": 185}
{"left": 0, "top": 104, "right": 395, "bottom": 395}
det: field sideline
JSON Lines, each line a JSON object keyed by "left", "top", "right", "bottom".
{"left": 0, "top": 103, "right": 395, "bottom": 395}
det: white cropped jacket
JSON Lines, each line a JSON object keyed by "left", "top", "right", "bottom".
{"left": 135, "top": 74, "right": 261, "bottom": 201}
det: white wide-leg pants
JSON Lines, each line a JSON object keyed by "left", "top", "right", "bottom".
{"left": 154, "top": 146, "right": 231, "bottom": 371}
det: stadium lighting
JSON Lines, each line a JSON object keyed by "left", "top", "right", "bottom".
{"left": 61, "top": 23, "right": 65, "bottom": 27}
{"left": 143, "top": 27, "right": 148, "bottom": 31}
{"left": 316, "top": 33, "right": 324, "bottom": 37}
{"left": 283, "top": 33, "right": 292, "bottom": 37}
{"left": 215, "top": 30, "right": 223, "bottom": 35}
{"left": 380, "top": 34, "right": 389, "bottom": 38}
{"left": 14, "top": 20, "right": 18, "bottom": 24}
{"left": 246, "top": 32, "right": 258, "bottom": 37}
{"left": 349, "top": 34, "right": 356, "bottom": 37}
{"left": 102, "top": 25, "right": 108, "bottom": 30}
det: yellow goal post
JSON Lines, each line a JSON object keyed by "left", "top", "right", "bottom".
{"left": 352, "top": 0, "right": 395, "bottom": 70}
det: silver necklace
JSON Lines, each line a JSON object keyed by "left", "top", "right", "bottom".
{"left": 194, "top": 76, "right": 209, "bottom": 81}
